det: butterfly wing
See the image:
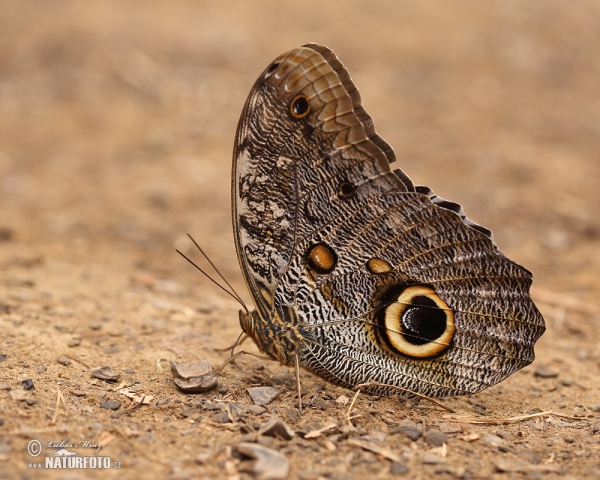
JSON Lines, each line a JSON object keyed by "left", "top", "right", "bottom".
{"left": 232, "top": 44, "right": 545, "bottom": 397}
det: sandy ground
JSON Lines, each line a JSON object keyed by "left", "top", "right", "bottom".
{"left": 1, "top": 1, "right": 599, "bottom": 479}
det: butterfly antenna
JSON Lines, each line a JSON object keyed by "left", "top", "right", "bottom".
{"left": 176, "top": 238, "right": 249, "bottom": 314}
{"left": 184, "top": 234, "right": 248, "bottom": 311}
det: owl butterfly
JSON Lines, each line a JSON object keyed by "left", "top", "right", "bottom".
{"left": 232, "top": 43, "right": 545, "bottom": 399}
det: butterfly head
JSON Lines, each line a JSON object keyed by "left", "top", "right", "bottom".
{"left": 238, "top": 308, "right": 256, "bottom": 337}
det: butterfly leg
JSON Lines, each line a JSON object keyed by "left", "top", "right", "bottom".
{"left": 294, "top": 353, "right": 303, "bottom": 415}
{"left": 216, "top": 350, "right": 272, "bottom": 372}
{"left": 213, "top": 332, "right": 250, "bottom": 352}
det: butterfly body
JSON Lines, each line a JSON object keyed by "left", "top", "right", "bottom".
{"left": 232, "top": 44, "right": 545, "bottom": 398}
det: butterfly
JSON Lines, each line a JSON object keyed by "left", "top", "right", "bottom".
{"left": 231, "top": 43, "right": 545, "bottom": 399}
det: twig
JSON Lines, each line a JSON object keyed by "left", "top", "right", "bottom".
{"left": 353, "top": 381, "right": 456, "bottom": 414}
{"left": 62, "top": 354, "right": 90, "bottom": 369}
{"left": 347, "top": 387, "right": 362, "bottom": 427}
{"left": 50, "top": 387, "right": 66, "bottom": 425}
{"left": 111, "top": 424, "right": 168, "bottom": 466}
{"left": 446, "top": 410, "right": 586, "bottom": 425}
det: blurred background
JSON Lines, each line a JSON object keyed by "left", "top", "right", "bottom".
{"left": 1, "top": 3, "right": 599, "bottom": 476}
{"left": 1, "top": 0, "right": 598, "bottom": 296}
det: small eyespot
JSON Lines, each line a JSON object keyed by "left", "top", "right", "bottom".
{"left": 290, "top": 94, "right": 310, "bottom": 119}
{"left": 265, "top": 62, "right": 280, "bottom": 78}
{"left": 367, "top": 258, "right": 392, "bottom": 274}
{"left": 382, "top": 286, "right": 454, "bottom": 358}
{"left": 306, "top": 243, "right": 337, "bottom": 274}
{"left": 338, "top": 182, "right": 356, "bottom": 198}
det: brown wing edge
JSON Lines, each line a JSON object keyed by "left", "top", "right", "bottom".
{"left": 302, "top": 43, "right": 415, "bottom": 192}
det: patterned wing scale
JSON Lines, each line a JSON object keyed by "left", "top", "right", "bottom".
{"left": 232, "top": 44, "right": 545, "bottom": 397}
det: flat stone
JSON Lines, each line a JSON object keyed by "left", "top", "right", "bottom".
{"left": 248, "top": 386, "right": 279, "bottom": 406}
{"left": 237, "top": 442, "right": 290, "bottom": 480}
{"left": 100, "top": 400, "right": 121, "bottom": 410}
{"left": 534, "top": 366, "right": 559, "bottom": 378}
{"left": 91, "top": 366, "right": 120, "bottom": 382}
{"left": 438, "top": 423, "right": 462, "bottom": 434}
{"left": 258, "top": 416, "right": 295, "bottom": 440}
{"left": 9, "top": 389, "right": 29, "bottom": 401}
{"left": 171, "top": 360, "right": 218, "bottom": 393}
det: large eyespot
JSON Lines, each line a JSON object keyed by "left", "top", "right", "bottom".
{"left": 338, "top": 182, "right": 356, "bottom": 198}
{"left": 383, "top": 286, "right": 454, "bottom": 358}
{"left": 306, "top": 243, "right": 337, "bottom": 274}
{"left": 290, "top": 94, "right": 310, "bottom": 119}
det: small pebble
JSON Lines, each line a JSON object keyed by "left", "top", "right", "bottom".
{"left": 480, "top": 434, "right": 503, "bottom": 447}
{"left": 248, "top": 386, "right": 279, "bottom": 406}
{"left": 100, "top": 400, "right": 121, "bottom": 410}
{"left": 311, "top": 396, "right": 328, "bottom": 411}
{"left": 248, "top": 405, "right": 267, "bottom": 416}
{"left": 195, "top": 452, "right": 211, "bottom": 464}
{"left": 0, "top": 354, "right": 6, "bottom": 362}
{"left": 435, "top": 465, "right": 466, "bottom": 477}
{"left": 72, "top": 390, "right": 87, "bottom": 397}
{"left": 57, "top": 356, "right": 72, "bottom": 366}
{"left": 390, "top": 462, "right": 409, "bottom": 475}
{"left": 392, "top": 425, "right": 422, "bottom": 441}
{"left": 0, "top": 383, "right": 10, "bottom": 391}
{"left": 422, "top": 454, "right": 445, "bottom": 465}
{"left": 271, "top": 373, "right": 293, "bottom": 384}
{"left": 21, "top": 379, "right": 34, "bottom": 391}
{"left": 36, "top": 366, "right": 47, "bottom": 374}
{"left": 0, "top": 419, "right": 4, "bottom": 427}
{"left": 89, "top": 322, "right": 103, "bottom": 330}
{"left": 9, "top": 389, "right": 29, "bottom": 401}
{"left": 591, "top": 405, "right": 600, "bottom": 412}
{"left": 68, "top": 338, "right": 81, "bottom": 347}
{"left": 534, "top": 366, "right": 559, "bottom": 378}
{"left": 424, "top": 430, "right": 448, "bottom": 447}
{"left": 212, "top": 411, "right": 231, "bottom": 424}
{"left": 124, "top": 369, "right": 135, "bottom": 374}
